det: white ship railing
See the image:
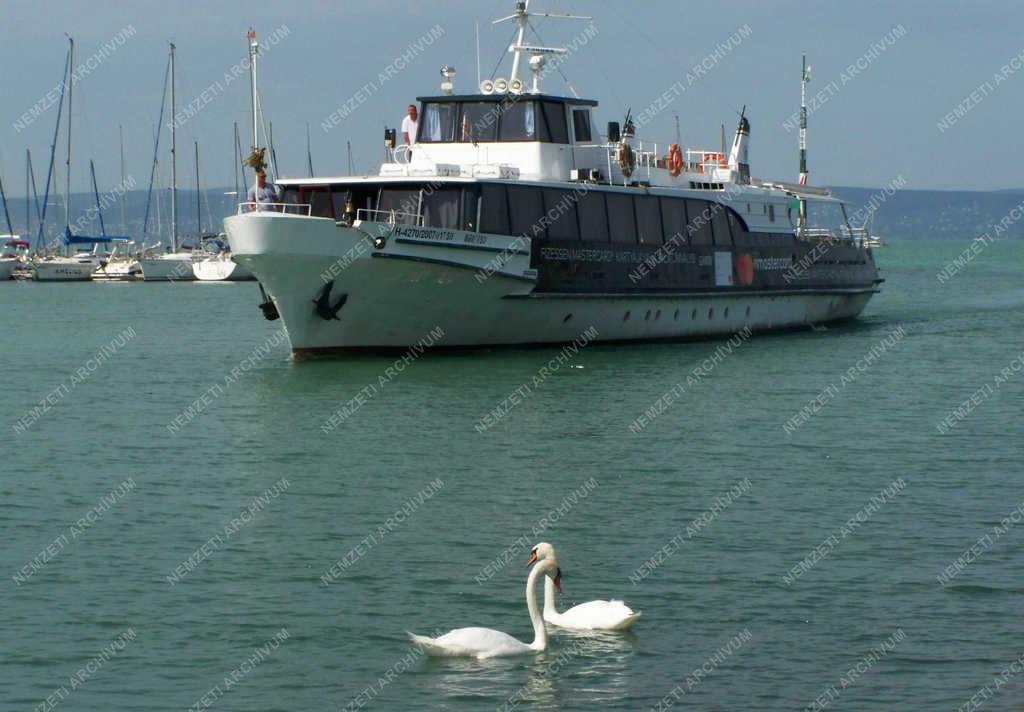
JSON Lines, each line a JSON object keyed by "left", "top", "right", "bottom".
{"left": 799, "top": 225, "right": 871, "bottom": 245}
{"left": 236, "top": 202, "right": 312, "bottom": 215}
{"left": 356, "top": 208, "right": 424, "bottom": 226}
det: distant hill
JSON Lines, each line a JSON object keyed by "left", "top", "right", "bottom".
{"left": 831, "top": 186, "right": 1024, "bottom": 240}
{"left": 6, "top": 184, "right": 1023, "bottom": 246}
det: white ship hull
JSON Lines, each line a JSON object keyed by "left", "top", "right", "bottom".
{"left": 32, "top": 258, "right": 98, "bottom": 281}
{"left": 138, "top": 254, "right": 198, "bottom": 281}
{"left": 192, "top": 255, "right": 255, "bottom": 281}
{"left": 225, "top": 212, "right": 873, "bottom": 357}
{"left": 0, "top": 259, "right": 18, "bottom": 281}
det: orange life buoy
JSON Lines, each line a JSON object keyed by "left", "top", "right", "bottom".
{"left": 667, "top": 144, "right": 683, "bottom": 177}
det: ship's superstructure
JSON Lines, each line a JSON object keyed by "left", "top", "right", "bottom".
{"left": 225, "top": 2, "right": 881, "bottom": 356}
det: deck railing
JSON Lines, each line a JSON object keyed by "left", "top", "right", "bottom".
{"left": 355, "top": 208, "right": 424, "bottom": 226}
{"left": 236, "top": 202, "right": 311, "bottom": 216}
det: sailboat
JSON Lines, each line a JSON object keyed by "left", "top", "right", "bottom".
{"left": 33, "top": 36, "right": 130, "bottom": 282}
{"left": 0, "top": 171, "right": 28, "bottom": 281}
{"left": 93, "top": 126, "right": 142, "bottom": 280}
{"left": 138, "top": 42, "right": 198, "bottom": 281}
{"left": 193, "top": 127, "right": 254, "bottom": 281}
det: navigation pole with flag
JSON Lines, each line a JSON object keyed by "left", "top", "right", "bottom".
{"left": 798, "top": 52, "right": 810, "bottom": 186}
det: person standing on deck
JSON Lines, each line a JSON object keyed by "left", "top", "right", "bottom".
{"left": 247, "top": 169, "right": 278, "bottom": 211}
{"left": 401, "top": 105, "right": 418, "bottom": 158}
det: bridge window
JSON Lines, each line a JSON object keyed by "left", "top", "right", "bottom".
{"left": 420, "top": 102, "right": 457, "bottom": 142}
{"left": 573, "top": 109, "right": 592, "bottom": 143}
{"left": 418, "top": 99, "right": 575, "bottom": 144}
{"left": 458, "top": 102, "right": 499, "bottom": 143}
{"left": 499, "top": 99, "right": 537, "bottom": 141}
{"left": 539, "top": 101, "right": 569, "bottom": 144}
{"left": 577, "top": 190, "right": 609, "bottom": 242}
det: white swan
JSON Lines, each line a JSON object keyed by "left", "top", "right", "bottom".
{"left": 407, "top": 542, "right": 561, "bottom": 659}
{"left": 541, "top": 545, "right": 641, "bottom": 631}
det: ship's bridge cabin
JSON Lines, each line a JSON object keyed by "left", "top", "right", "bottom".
{"left": 380, "top": 94, "right": 601, "bottom": 183}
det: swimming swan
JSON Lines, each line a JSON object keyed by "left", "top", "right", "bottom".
{"left": 407, "top": 542, "right": 562, "bottom": 659}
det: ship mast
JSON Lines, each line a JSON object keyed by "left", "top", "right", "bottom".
{"left": 799, "top": 53, "right": 810, "bottom": 186}
{"left": 493, "top": 1, "right": 590, "bottom": 94}
{"left": 249, "top": 29, "right": 259, "bottom": 152}
{"left": 797, "top": 53, "right": 811, "bottom": 234}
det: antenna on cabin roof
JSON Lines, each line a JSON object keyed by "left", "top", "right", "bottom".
{"left": 489, "top": 0, "right": 591, "bottom": 95}
{"left": 799, "top": 52, "right": 811, "bottom": 187}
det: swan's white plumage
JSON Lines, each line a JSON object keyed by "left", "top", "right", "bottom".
{"left": 407, "top": 627, "right": 533, "bottom": 659}
{"left": 543, "top": 597, "right": 641, "bottom": 631}
{"left": 408, "top": 543, "right": 558, "bottom": 659}
{"left": 542, "top": 557, "right": 641, "bottom": 631}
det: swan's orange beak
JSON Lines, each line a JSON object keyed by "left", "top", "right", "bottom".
{"left": 526, "top": 550, "right": 538, "bottom": 567}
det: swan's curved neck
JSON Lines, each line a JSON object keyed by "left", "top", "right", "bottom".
{"left": 543, "top": 574, "right": 558, "bottom": 617}
{"left": 526, "top": 562, "right": 550, "bottom": 651}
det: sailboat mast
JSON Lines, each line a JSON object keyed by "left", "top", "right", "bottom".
{"left": 268, "top": 121, "right": 277, "bottom": 176}
{"left": 170, "top": 42, "right": 178, "bottom": 252}
{"left": 233, "top": 122, "right": 241, "bottom": 198}
{"left": 119, "top": 124, "right": 127, "bottom": 236}
{"left": 89, "top": 159, "right": 106, "bottom": 237}
{"left": 28, "top": 150, "right": 41, "bottom": 234}
{"left": 195, "top": 141, "right": 200, "bottom": 240}
{"left": 26, "top": 149, "right": 32, "bottom": 236}
{"left": 0, "top": 175, "right": 14, "bottom": 236}
{"left": 306, "top": 122, "right": 314, "bottom": 176}
{"left": 65, "top": 36, "right": 74, "bottom": 234}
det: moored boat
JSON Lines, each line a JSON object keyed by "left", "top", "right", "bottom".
{"left": 0, "top": 237, "right": 29, "bottom": 281}
{"left": 193, "top": 250, "right": 255, "bottom": 281}
{"left": 32, "top": 254, "right": 100, "bottom": 281}
{"left": 138, "top": 251, "right": 198, "bottom": 281}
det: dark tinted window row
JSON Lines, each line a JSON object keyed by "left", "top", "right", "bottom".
{"left": 280, "top": 184, "right": 478, "bottom": 230}
{"left": 282, "top": 183, "right": 755, "bottom": 245}
{"left": 418, "top": 99, "right": 569, "bottom": 144}
{"left": 480, "top": 184, "right": 748, "bottom": 246}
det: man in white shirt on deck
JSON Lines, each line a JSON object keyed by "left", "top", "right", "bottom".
{"left": 246, "top": 169, "right": 278, "bottom": 211}
{"left": 401, "top": 104, "right": 418, "bottom": 157}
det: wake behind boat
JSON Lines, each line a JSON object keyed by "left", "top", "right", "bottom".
{"left": 222, "top": 3, "right": 881, "bottom": 356}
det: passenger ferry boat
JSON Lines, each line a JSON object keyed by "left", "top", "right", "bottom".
{"left": 225, "top": 2, "right": 882, "bottom": 357}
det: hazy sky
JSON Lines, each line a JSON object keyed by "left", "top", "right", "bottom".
{"left": 2, "top": 0, "right": 1022, "bottom": 201}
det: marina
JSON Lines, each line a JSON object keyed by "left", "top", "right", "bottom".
{"left": 2, "top": 2, "right": 1022, "bottom": 711}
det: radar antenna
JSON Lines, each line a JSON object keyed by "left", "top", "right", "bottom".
{"left": 492, "top": 0, "right": 591, "bottom": 93}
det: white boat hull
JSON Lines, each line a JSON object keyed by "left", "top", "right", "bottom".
{"left": 138, "top": 254, "right": 197, "bottom": 281}
{"left": 32, "top": 259, "right": 97, "bottom": 281}
{"left": 192, "top": 255, "right": 255, "bottom": 281}
{"left": 225, "top": 212, "right": 875, "bottom": 357}
{"left": 92, "top": 259, "right": 141, "bottom": 281}
{"left": 0, "top": 259, "right": 18, "bottom": 281}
